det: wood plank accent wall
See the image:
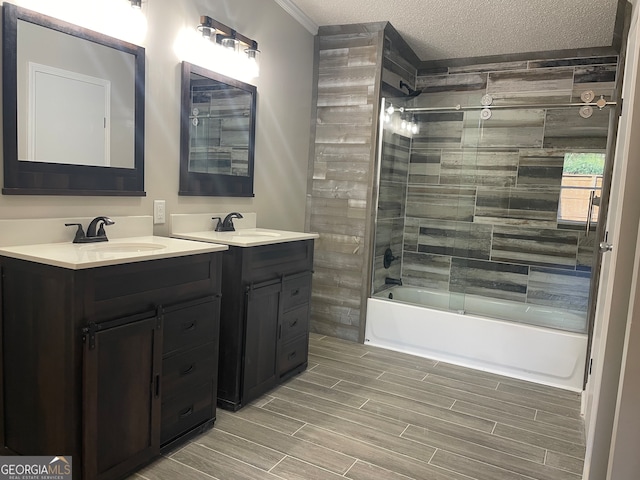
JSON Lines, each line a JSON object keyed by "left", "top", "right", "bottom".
{"left": 306, "top": 23, "right": 385, "bottom": 342}
{"left": 306, "top": 23, "right": 417, "bottom": 342}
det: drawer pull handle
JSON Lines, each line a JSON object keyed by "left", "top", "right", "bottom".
{"left": 291, "top": 288, "right": 300, "bottom": 296}
{"left": 180, "top": 364, "right": 195, "bottom": 376}
{"left": 290, "top": 319, "right": 298, "bottom": 328}
{"left": 288, "top": 351, "right": 297, "bottom": 360}
{"left": 179, "top": 406, "right": 194, "bottom": 418}
{"left": 181, "top": 321, "right": 196, "bottom": 332}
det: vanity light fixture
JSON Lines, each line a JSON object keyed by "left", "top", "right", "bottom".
{"left": 197, "top": 15, "right": 214, "bottom": 39}
{"left": 197, "top": 15, "right": 260, "bottom": 64}
{"left": 130, "top": 0, "right": 142, "bottom": 8}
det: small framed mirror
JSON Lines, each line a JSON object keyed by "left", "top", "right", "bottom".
{"left": 2, "top": 3, "right": 145, "bottom": 196}
{"left": 179, "top": 62, "right": 256, "bottom": 197}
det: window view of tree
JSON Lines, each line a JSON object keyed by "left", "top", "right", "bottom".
{"left": 558, "top": 153, "right": 605, "bottom": 225}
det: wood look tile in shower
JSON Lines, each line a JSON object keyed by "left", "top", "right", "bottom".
{"left": 439, "top": 149, "right": 519, "bottom": 187}
{"left": 401, "top": 251, "right": 451, "bottom": 290}
{"left": 572, "top": 64, "right": 617, "bottom": 97}
{"left": 527, "top": 56, "right": 618, "bottom": 69}
{"left": 474, "top": 186, "right": 561, "bottom": 228}
{"left": 485, "top": 92, "right": 572, "bottom": 106}
{"left": 490, "top": 225, "right": 579, "bottom": 269}
{"left": 461, "top": 108, "right": 546, "bottom": 148}
{"left": 417, "top": 219, "right": 492, "bottom": 260}
{"left": 450, "top": 257, "right": 529, "bottom": 302}
{"left": 380, "top": 131, "right": 411, "bottom": 184}
{"left": 403, "top": 216, "right": 419, "bottom": 251}
{"left": 516, "top": 149, "right": 565, "bottom": 186}
{"left": 527, "top": 267, "right": 591, "bottom": 314}
{"left": 447, "top": 60, "right": 529, "bottom": 74}
{"left": 411, "top": 111, "right": 464, "bottom": 149}
{"left": 543, "top": 107, "right": 610, "bottom": 149}
{"left": 377, "top": 184, "right": 406, "bottom": 219}
{"left": 486, "top": 67, "right": 575, "bottom": 94}
{"left": 406, "top": 185, "right": 477, "bottom": 221}
{"left": 415, "top": 71, "right": 488, "bottom": 93}
{"left": 577, "top": 231, "right": 597, "bottom": 271}
{"left": 408, "top": 150, "right": 441, "bottom": 185}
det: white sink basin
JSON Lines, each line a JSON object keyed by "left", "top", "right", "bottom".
{"left": 231, "top": 231, "right": 281, "bottom": 242}
{"left": 234, "top": 230, "right": 280, "bottom": 237}
{"left": 81, "top": 243, "right": 167, "bottom": 253}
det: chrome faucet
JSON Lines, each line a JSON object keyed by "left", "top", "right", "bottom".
{"left": 212, "top": 212, "right": 243, "bottom": 232}
{"left": 65, "top": 216, "right": 115, "bottom": 243}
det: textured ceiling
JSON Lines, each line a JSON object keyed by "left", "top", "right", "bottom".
{"left": 285, "top": 0, "right": 621, "bottom": 61}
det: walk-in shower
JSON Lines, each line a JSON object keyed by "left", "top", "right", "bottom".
{"left": 365, "top": 65, "right": 618, "bottom": 390}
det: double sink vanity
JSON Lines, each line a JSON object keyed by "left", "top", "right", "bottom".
{"left": 0, "top": 214, "right": 317, "bottom": 480}
{"left": 0, "top": 4, "right": 314, "bottom": 480}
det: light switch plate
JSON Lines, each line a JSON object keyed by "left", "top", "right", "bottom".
{"left": 153, "top": 200, "right": 166, "bottom": 224}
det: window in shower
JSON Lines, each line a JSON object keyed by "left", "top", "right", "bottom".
{"left": 558, "top": 152, "right": 605, "bottom": 226}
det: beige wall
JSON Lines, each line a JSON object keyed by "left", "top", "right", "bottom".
{"left": 0, "top": 0, "right": 314, "bottom": 234}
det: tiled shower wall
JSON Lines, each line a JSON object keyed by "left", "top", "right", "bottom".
{"left": 397, "top": 55, "right": 618, "bottom": 318}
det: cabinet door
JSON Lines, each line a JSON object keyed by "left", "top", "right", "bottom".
{"left": 83, "top": 312, "right": 162, "bottom": 480}
{"left": 242, "top": 280, "right": 281, "bottom": 405}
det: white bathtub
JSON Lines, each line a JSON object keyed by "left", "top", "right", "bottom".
{"left": 365, "top": 286, "right": 588, "bottom": 391}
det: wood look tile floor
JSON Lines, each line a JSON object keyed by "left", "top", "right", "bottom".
{"left": 131, "top": 333, "right": 586, "bottom": 480}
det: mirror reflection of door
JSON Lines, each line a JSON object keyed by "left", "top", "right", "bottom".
{"left": 28, "top": 63, "right": 110, "bottom": 166}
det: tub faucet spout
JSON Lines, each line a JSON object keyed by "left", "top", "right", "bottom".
{"left": 385, "top": 277, "right": 402, "bottom": 286}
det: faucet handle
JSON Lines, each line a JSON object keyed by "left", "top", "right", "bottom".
{"left": 211, "top": 216, "right": 223, "bottom": 232}
{"left": 65, "top": 223, "right": 86, "bottom": 243}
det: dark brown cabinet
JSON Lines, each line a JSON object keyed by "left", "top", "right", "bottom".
{"left": 83, "top": 312, "right": 162, "bottom": 480}
{"left": 217, "top": 240, "right": 314, "bottom": 411}
{"left": 0, "top": 253, "right": 222, "bottom": 480}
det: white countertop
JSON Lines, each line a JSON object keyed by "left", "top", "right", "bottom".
{"left": 172, "top": 228, "right": 319, "bottom": 247}
{"left": 0, "top": 236, "right": 228, "bottom": 270}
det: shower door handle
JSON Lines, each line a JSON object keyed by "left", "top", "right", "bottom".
{"left": 599, "top": 242, "right": 613, "bottom": 253}
{"left": 586, "top": 190, "right": 601, "bottom": 234}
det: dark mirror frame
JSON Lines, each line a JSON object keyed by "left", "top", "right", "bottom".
{"left": 179, "top": 61, "right": 256, "bottom": 197}
{"left": 2, "top": 3, "right": 146, "bottom": 196}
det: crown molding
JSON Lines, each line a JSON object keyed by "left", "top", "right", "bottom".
{"left": 273, "top": 0, "right": 318, "bottom": 35}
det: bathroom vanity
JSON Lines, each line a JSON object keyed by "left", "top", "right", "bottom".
{"left": 0, "top": 234, "right": 227, "bottom": 480}
{"left": 171, "top": 213, "right": 318, "bottom": 410}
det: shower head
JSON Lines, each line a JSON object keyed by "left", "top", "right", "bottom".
{"left": 399, "top": 81, "right": 422, "bottom": 98}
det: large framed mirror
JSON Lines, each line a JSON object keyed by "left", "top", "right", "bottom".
{"left": 179, "top": 62, "right": 256, "bottom": 197}
{"left": 2, "top": 3, "right": 145, "bottom": 196}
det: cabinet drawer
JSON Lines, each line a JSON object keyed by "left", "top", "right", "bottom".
{"left": 278, "top": 335, "right": 308, "bottom": 376}
{"left": 280, "top": 304, "right": 309, "bottom": 343}
{"left": 163, "top": 297, "right": 219, "bottom": 356}
{"left": 281, "top": 274, "right": 312, "bottom": 312}
{"left": 162, "top": 343, "right": 216, "bottom": 397}
{"left": 89, "top": 254, "right": 221, "bottom": 323}
{"left": 241, "top": 240, "right": 314, "bottom": 283}
{"left": 161, "top": 382, "right": 214, "bottom": 446}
